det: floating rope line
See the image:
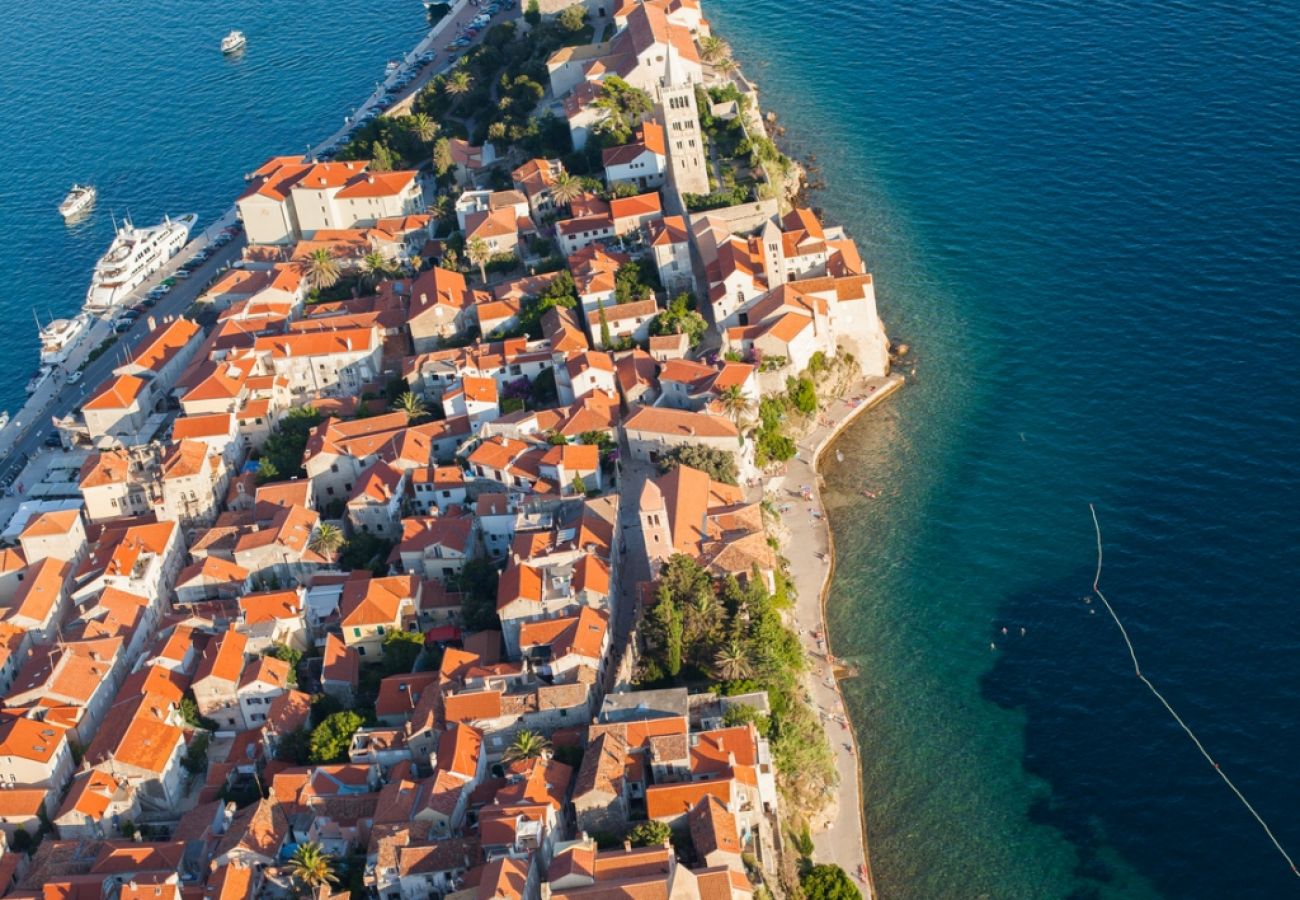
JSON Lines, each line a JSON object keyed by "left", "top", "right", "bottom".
{"left": 1088, "top": 504, "right": 1299, "bottom": 878}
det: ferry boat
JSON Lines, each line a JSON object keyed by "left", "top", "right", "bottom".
{"left": 221, "top": 30, "right": 247, "bottom": 54}
{"left": 38, "top": 314, "right": 95, "bottom": 367}
{"left": 58, "top": 184, "right": 97, "bottom": 220}
{"left": 85, "top": 213, "right": 197, "bottom": 312}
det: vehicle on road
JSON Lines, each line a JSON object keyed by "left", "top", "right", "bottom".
{"left": 114, "top": 322, "right": 132, "bottom": 333}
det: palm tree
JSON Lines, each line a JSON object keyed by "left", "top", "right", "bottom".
{"left": 699, "top": 36, "right": 731, "bottom": 66}
{"left": 410, "top": 112, "right": 438, "bottom": 143}
{"left": 393, "top": 391, "right": 428, "bottom": 422}
{"left": 713, "top": 57, "right": 739, "bottom": 78}
{"left": 305, "top": 248, "right": 341, "bottom": 291}
{"left": 714, "top": 637, "right": 753, "bottom": 681}
{"left": 289, "top": 842, "right": 339, "bottom": 893}
{"left": 503, "top": 729, "right": 552, "bottom": 763}
{"left": 466, "top": 236, "right": 491, "bottom": 283}
{"left": 361, "top": 251, "right": 390, "bottom": 289}
{"left": 549, "top": 171, "right": 583, "bottom": 209}
{"left": 717, "top": 385, "right": 754, "bottom": 426}
{"left": 446, "top": 70, "right": 473, "bottom": 97}
{"left": 308, "top": 523, "right": 345, "bottom": 560}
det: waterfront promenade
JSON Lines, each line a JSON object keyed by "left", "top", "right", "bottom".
{"left": 763, "top": 372, "right": 904, "bottom": 900}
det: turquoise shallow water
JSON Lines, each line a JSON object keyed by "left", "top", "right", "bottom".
{"left": 0, "top": 0, "right": 426, "bottom": 412}
{"left": 705, "top": 0, "right": 1300, "bottom": 897}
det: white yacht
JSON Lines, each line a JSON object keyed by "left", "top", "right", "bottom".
{"left": 221, "top": 30, "right": 247, "bottom": 54}
{"left": 59, "top": 184, "right": 97, "bottom": 220}
{"left": 39, "top": 314, "right": 95, "bottom": 367}
{"left": 85, "top": 213, "right": 197, "bottom": 311}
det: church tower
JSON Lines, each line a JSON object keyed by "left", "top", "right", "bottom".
{"left": 656, "top": 79, "right": 710, "bottom": 198}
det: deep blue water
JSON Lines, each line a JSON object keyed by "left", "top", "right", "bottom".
{"left": 703, "top": 0, "right": 1300, "bottom": 897}
{"left": 5, "top": 0, "right": 1300, "bottom": 897}
{"left": 0, "top": 0, "right": 426, "bottom": 412}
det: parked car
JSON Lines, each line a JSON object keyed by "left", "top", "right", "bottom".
{"left": 114, "top": 322, "right": 133, "bottom": 333}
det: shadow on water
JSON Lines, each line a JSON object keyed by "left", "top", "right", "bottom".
{"left": 980, "top": 565, "right": 1300, "bottom": 900}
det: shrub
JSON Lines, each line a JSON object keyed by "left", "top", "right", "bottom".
{"left": 310, "top": 711, "right": 365, "bottom": 764}
{"left": 801, "top": 865, "right": 860, "bottom": 900}
{"left": 656, "top": 444, "right": 738, "bottom": 485}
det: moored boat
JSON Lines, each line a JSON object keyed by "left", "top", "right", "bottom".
{"left": 85, "top": 213, "right": 197, "bottom": 312}
{"left": 221, "top": 30, "right": 247, "bottom": 54}
{"left": 59, "top": 184, "right": 97, "bottom": 220}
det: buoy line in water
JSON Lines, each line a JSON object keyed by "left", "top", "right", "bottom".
{"left": 1089, "top": 504, "right": 1300, "bottom": 878}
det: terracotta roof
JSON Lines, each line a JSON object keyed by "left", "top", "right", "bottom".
{"left": 518, "top": 606, "right": 608, "bottom": 661}
{"left": 83, "top": 374, "right": 146, "bottom": 411}
{"left": 0, "top": 714, "right": 68, "bottom": 764}
{"left": 623, "top": 406, "right": 738, "bottom": 438}
{"left": 19, "top": 509, "right": 81, "bottom": 539}
{"left": 609, "top": 192, "right": 663, "bottom": 222}
{"left": 645, "top": 779, "right": 732, "bottom": 821}
{"left": 442, "top": 689, "right": 504, "bottom": 725}
{"left": 321, "top": 633, "right": 359, "bottom": 687}
{"left": 194, "top": 628, "right": 248, "bottom": 686}
{"left": 435, "top": 722, "right": 484, "bottom": 779}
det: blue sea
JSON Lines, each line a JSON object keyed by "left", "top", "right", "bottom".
{"left": 5, "top": 0, "right": 1300, "bottom": 897}
{"left": 703, "top": 0, "right": 1300, "bottom": 897}
{"left": 0, "top": 0, "right": 427, "bottom": 413}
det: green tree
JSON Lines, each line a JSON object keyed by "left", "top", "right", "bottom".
{"left": 382, "top": 629, "right": 426, "bottom": 676}
{"left": 557, "top": 3, "right": 587, "bottom": 32}
{"left": 410, "top": 112, "right": 438, "bottom": 143}
{"left": 597, "top": 302, "right": 612, "bottom": 349}
{"left": 550, "top": 171, "right": 583, "bottom": 208}
{"left": 260, "top": 406, "right": 323, "bottom": 480}
{"left": 276, "top": 727, "right": 312, "bottom": 765}
{"left": 802, "top": 865, "right": 860, "bottom": 900}
{"left": 456, "top": 558, "right": 503, "bottom": 632}
{"left": 264, "top": 643, "right": 303, "bottom": 686}
{"left": 699, "top": 35, "right": 731, "bottom": 65}
{"left": 651, "top": 586, "right": 684, "bottom": 677}
{"left": 446, "top": 69, "right": 473, "bottom": 97}
{"left": 179, "top": 695, "right": 220, "bottom": 730}
{"left": 308, "top": 522, "right": 345, "bottom": 560}
{"left": 181, "top": 733, "right": 209, "bottom": 775}
{"left": 370, "top": 141, "right": 397, "bottom": 172}
{"left": 714, "top": 637, "right": 753, "bottom": 680}
{"left": 290, "top": 842, "right": 341, "bottom": 893}
{"left": 503, "top": 729, "right": 551, "bottom": 763}
{"left": 305, "top": 248, "right": 341, "bottom": 291}
{"left": 524, "top": 0, "right": 541, "bottom": 25}
{"left": 310, "top": 711, "right": 364, "bottom": 763}
{"left": 657, "top": 444, "right": 739, "bottom": 486}
{"left": 433, "top": 137, "right": 455, "bottom": 177}
{"left": 788, "top": 375, "right": 817, "bottom": 414}
{"left": 337, "top": 532, "right": 396, "bottom": 576}
{"left": 722, "top": 702, "right": 771, "bottom": 737}
{"left": 650, "top": 292, "right": 707, "bottom": 347}
{"left": 628, "top": 820, "right": 673, "bottom": 847}
{"left": 361, "top": 251, "right": 391, "bottom": 289}
{"left": 466, "top": 236, "right": 491, "bottom": 283}
{"left": 717, "top": 385, "right": 754, "bottom": 426}
{"left": 393, "top": 391, "right": 429, "bottom": 422}
{"left": 570, "top": 473, "right": 587, "bottom": 496}
{"left": 256, "top": 458, "right": 279, "bottom": 483}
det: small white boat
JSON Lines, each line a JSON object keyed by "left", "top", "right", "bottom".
{"left": 385, "top": 59, "right": 402, "bottom": 76}
{"left": 59, "top": 184, "right": 96, "bottom": 220}
{"left": 221, "top": 30, "right": 247, "bottom": 54}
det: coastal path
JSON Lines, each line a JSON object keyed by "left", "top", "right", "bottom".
{"left": 761, "top": 373, "right": 903, "bottom": 900}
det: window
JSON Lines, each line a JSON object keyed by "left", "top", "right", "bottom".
{"left": 357, "top": 647, "right": 366, "bottom": 656}
{"left": 377, "top": 626, "right": 385, "bottom": 635}
{"left": 353, "top": 628, "right": 362, "bottom": 637}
